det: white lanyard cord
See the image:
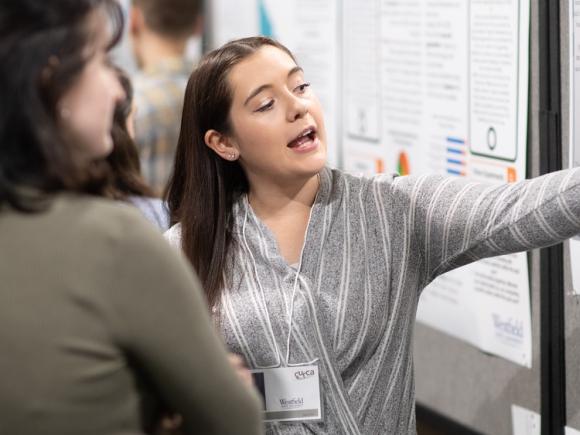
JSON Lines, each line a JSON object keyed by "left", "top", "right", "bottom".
{"left": 242, "top": 196, "right": 318, "bottom": 368}
{"left": 242, "top": 203, "right": 283, "bottom": 368}
{"left": 286, "top": 255, "right": 319, "bottom": 367}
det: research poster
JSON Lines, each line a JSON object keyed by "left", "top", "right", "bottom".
{"left": 570, "top": 0, "right": 580, "bottom": 295}
{"left": 342, "top": 0, "right": 532, "bottom": 366}
{"left": 207, "top": 0, "right": 341, "bottom": 167}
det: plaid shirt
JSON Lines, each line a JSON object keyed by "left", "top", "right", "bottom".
{"left": 133, "top": 58, "right": 192, "bottom": 194}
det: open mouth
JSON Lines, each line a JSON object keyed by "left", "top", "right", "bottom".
{"left": 287, "top": 126, "right": 317, "bottom": 149}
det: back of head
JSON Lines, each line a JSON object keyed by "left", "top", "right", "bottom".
{"left": 0, "top": 0, "right": 123, "bottom": 211}
{"left": 133, "top": 0, "right": 201, "bottom": 38}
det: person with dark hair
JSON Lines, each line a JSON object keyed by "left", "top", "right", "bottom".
{"left": 165, "top": 36, "right": 580, "bottom": 434}
{"left": 106, "top": 66, "right": 170, "bottom": 231}
{"left": 0, "top": 2, "right": 262, "bottom": 434}
{"left": 129, "top": 0, "right": 202, "bottom": 193}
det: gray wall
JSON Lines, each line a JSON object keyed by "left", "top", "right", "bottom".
{"left": 561, "top": 0, "right": 580, "bottom": 430}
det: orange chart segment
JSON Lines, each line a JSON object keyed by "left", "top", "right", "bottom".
{"left": 397, "top": 151, "right": 410, "bottom": 176}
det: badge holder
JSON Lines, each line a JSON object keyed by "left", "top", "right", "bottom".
{"left": 251, "top": 364, "right": 323, "bottom": 423}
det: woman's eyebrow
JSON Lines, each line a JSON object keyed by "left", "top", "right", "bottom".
{"left": 287, "top": 65, "right": 304, "bottom": 77}
{"left": 244, "top": 66, "right": 304, "bottom": 106}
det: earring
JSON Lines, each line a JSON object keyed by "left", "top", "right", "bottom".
{"left": 229, "top": 153, "right": 237, "bottom": 160}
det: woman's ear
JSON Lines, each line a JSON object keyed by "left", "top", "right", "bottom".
{"left": 204, "top": 129, "right": 240, "bottom": 161}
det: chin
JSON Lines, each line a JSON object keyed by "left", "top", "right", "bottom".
{"left": 73, "top": 134, "right": 113, "bottom": 162}
{"left": 299, "top": 152, "right": 327, "bottom": 176}
{"left": 313, "top": 155, "right": 327, "bottom": 172}
{"left": 90, "top": 135, "right": 114, "bottom": 159}
{"left": 313, "top": 146, "right": 328, "bottom": 168}
{"left": 100, "top": 135, "right": 114, "bottom": 157}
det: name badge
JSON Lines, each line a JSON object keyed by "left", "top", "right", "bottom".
{"left": 251, "top": 365, "right": 323, "bottom": 423}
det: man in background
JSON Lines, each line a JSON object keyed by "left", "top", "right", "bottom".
{"left": 130, "top": 0, "right": 202, "bottom": 194}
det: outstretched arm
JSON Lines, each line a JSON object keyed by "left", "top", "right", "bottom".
{"left": 389, "top": 168, "right": 580, "bottom": 284}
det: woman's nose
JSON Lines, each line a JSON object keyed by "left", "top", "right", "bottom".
{"left": 287, "top": 95, "right": 309, "bottom": 122}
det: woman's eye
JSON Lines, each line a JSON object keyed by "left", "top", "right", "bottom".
{"left": 295, "top": 82, "right": 311, "bottom": 94}
{"left": 256, "top": 100, "right": 274, "bottom": 112}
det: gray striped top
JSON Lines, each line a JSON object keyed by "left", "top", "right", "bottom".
{"left": 165, "top": 167, "right": 580, "bottom": 434}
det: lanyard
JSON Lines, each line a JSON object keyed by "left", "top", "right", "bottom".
{"left": 241, "top": 196, "right": 319, "bottom": 369}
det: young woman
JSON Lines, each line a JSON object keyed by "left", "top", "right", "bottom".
{"left": 0, "top": 2, "right": 261, "bottom": 434}
{"left": 165, "top": 36, "right": 580, "bottom": 434}
{"left": 105, "top": 66, "right": 170, "bottom": 231}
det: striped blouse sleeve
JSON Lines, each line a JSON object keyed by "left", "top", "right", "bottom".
{"left": 390, "top": 167, "right": 580, "bottom": 284}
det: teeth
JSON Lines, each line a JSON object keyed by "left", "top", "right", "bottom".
{"left": 288, "top": 128, "right": 316, "bottom": 148}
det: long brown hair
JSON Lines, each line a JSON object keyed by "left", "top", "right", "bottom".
{"left": 166, "top": 36, "right": 295, "bottom": 308}
{"left": 105, "top": 67, "right": 156, "bottom": 200}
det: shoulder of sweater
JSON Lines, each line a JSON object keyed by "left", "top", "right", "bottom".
{"left": 326, "top": 167, "right": 401, "bottom": 194}
{"left": 49, "top": 194, "right": 164, "bottom": 247}
{"left": 341, "top": 169, "right": 399, "bottom": 183}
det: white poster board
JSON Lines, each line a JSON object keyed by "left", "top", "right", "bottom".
{"left": 342, "top": 0, "right": 532, "bottom": 366}
{"left": 207, "top": 0, "right": 341, "bottom": 167}
{"left": 569, "top": 0, "right": 580, "bottom": 295}
{"left": 511, "top": 405, "right": 541, "bottom": 435}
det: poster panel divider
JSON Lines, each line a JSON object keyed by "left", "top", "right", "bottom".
{"left": 538, "top": 0, "right": 566, "bottom": 433}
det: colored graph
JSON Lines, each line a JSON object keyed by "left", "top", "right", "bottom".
{"left": 446, "top": 137, "right": 467, "bottom": 177}
{"left": 397, "top": 151, "right": 410, "bottom": 176}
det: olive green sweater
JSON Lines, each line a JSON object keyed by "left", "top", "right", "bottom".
{"left": 0, "top": 194, "right": 262, "bottom": 435}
